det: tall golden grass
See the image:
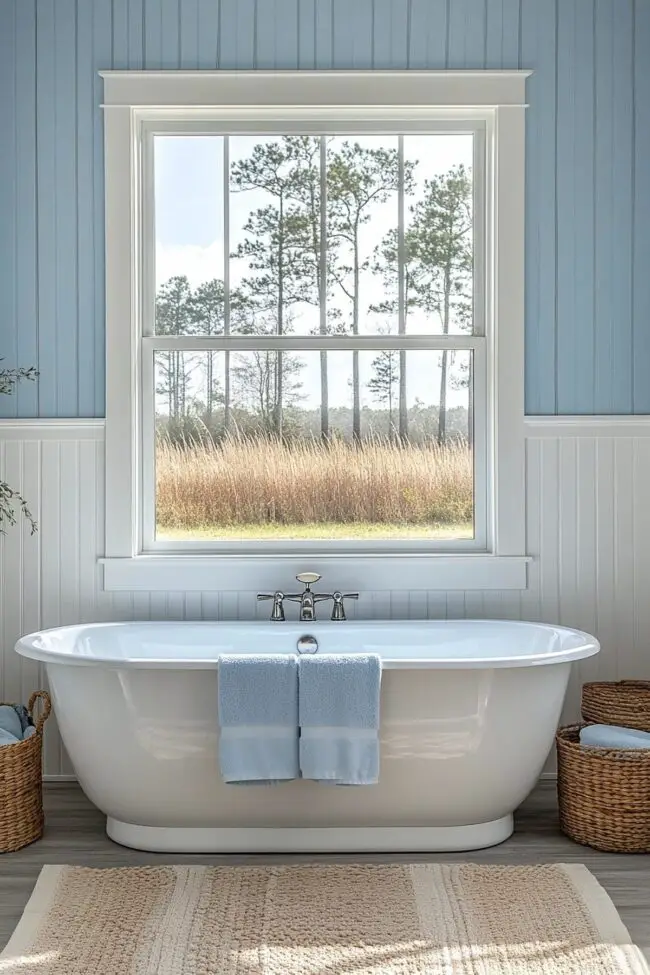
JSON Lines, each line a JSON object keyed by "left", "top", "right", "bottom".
{"left": 156, "top": 435, "right": 473, "bottom": 530}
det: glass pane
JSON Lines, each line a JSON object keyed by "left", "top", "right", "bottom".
{"left": 154, "top": 349, "right": 473, "bottom": 541}
{"left": 154, "top": 136, "right": 225, "bottom": 335}
{"left": 403, "top": 135, "right": 474, "bottom": 334}
{"left": 229, "top": 136, "right": 321, "bottom": 337}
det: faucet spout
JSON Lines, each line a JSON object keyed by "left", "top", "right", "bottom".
{"left": 285, "top": 572, "right": 333, "bottom": 622}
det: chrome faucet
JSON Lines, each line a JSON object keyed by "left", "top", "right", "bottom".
{"left": 257, "top": 573, "right": 359, "bottom": 622}
{"left": 285, "top": 573, "right": 333, "bottom": 622}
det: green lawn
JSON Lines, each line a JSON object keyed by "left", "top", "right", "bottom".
{"left": 158, "top": 521, "right": 473, "bottom": 541}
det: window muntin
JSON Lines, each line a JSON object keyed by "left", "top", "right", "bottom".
{"left": 143, "top": 122, "right": 485, "bottom": 552}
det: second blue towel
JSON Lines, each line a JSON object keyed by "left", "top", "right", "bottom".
{"left": 298, "top": 653, "right": 381, "bottom": 785}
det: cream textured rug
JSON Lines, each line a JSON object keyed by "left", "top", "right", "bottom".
{"left": 0, "top": 863, "right": 647, "bottom": 974}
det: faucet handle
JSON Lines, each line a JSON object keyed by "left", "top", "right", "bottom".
{"left": 330, "top": 591, "right": 359, "bottom": 621}
{"left": 296, "top": 572, "right": 321, "bottom": 587}
{"left": 257, "top": 591, "right": 285, "bottom": 622}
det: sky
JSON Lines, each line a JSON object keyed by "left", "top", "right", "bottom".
{"left": 154, "top": 132, "right": 474, "bottom": 413}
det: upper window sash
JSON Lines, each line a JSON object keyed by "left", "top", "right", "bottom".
{"left": 141, "top": 121, "right": 486, "bottom": 344}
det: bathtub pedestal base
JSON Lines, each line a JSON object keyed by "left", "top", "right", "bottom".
{"left": 106, "top": 814, "right": 514, "bottom": 854}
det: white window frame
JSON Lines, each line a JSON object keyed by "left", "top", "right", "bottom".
{"left": 100, "top": 70, "right": 530, "bottom": 593}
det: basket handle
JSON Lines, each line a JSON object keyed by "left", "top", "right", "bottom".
{"left": 28, "top": 691, "right": 52, "bottom": 734}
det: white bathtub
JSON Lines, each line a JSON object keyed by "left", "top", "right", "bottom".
{"left": 16, "top": 619, "right": 598, "bottom": 853}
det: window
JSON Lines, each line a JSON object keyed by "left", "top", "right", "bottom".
{"left": 101, "top": 72, "right": 529, "bottom": 592}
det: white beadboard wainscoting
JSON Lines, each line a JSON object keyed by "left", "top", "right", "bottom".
{"left": 1, "top": 417, "right": 649, "bottom": 777}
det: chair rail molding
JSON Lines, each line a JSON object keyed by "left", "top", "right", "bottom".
{"left": 4, "top": 416, "right": 650, "bottom": 439}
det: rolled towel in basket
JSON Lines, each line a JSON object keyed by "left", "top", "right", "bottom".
{"left": 0, "top": 728, "right": 20, "bottom": 747}
{"left": 580, "top": 724, "right": 650, "bottom": 749}
{"left": 0, "top": 706, "right": 23, "bottom": 740}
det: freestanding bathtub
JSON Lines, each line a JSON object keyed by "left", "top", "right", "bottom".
{"left": 16, "top": 620, "right": 599, "bottom": 853}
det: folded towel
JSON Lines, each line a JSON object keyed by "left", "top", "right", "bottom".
{"left": 218, "top": 654, "right": 299, "bottom": 784}
{"left": 0, "top": 728, "right": 20, "bottom": 747}
{"left": 298, "top": 653, "right": 381, "bottom": 785}
{"left": 22, "top": 725, "right": 37, "bottom": 740}
{"left": 580, "top": 724, "right": 650, "bottom": 749}
{"left": 0, "top": 705, "right": 23, "bottom": 740}
{"left": 12, "top": 705, "right": 32, "bottom": 733}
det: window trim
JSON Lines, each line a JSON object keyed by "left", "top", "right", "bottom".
{"left": 100, "top": 70, "right": 530, "bottom": 593}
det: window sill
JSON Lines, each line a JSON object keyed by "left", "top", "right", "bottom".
{"left": 100, "top": 554, "right": 530, "bottom": 593}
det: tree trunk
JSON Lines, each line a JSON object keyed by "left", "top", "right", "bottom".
{"left": 399, "top": 276, "right": 408, "bottom": 442}
{"left": 206, "top": 352, "right": 213, "bottom": 420}
{"left": 263, "top": 353, "right": 272, "bottom": 429}
{"left": 467, "top": 357, "right": 474, "bottom": 448}
{"left": 438, "top": 351, "right": 448, "bottom": 444}
{"left": 224, "top": 350, "right": 231, "bottom": 436}
{"left": 352, "top": 225, "right": 361, "bottom": 444}
{"left": 320, "top": 350, "right": 329, "bottom": 441}
{"left": 166, "top": 353, "right": 173, "bottom": 417}
{"left": 275, "top": 194, "right": 284, "bottom": 439}
{"left": 399, "top": 350, "right": 407, "bottom": 443}
{"left": 172, "top": 351, "right": 180, "bottom": 418}
{"left": 438, "top": 262, "right": 452, "bottom": 444}
{"left": 311, "top": 161, "right": 329, "bottom": 442}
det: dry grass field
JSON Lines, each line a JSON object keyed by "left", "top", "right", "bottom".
{"left": 156, "top": 435, "right": 473, "bottom": 540}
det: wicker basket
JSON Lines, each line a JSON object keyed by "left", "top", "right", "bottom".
{"left": 556, "top": 723, "right": 650, "bottom": 853}
{"left": 0, "top": 691, "right": 51, "bottom": 853}
{"left": 581, "top": 680, "right": 650, "bottom": 732}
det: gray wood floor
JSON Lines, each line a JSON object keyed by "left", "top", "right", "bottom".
{"left": 1, "top": 781, "right": 649, "bottom": 960}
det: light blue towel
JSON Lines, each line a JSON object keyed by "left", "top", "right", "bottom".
{"left": 298, "top": 654, "right": 381, "bottom": 785}
{"left": 580, "top": 724, "right": 650, "bottom": 749}
{"left": 218, "top": 654, "right": 299, "bottom": 784}
{"left": 0, "top": 705, "right": 23, "bottom": 740}
{"left": 0, "top": 728, "right": 20, "bottom": 747}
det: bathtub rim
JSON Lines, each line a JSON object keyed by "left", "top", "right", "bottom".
{"left": 15, "top": 619, "right": 600, "bottom": 670}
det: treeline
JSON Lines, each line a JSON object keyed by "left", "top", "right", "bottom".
{"left": 156, "top": 137, "right": 473, "bottom": 444}
{"left": 156, "top": 402, "right": 470, "bottom": 447}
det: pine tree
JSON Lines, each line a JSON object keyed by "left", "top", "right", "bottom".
{"left": 282, "top": 136, "right": 335, "bottom": 441}
{"left": 155, "top": 275, "right": 195, "bottom": 418}
{"left": 370, "top": 226, "right": 419, "bottom": 442}
{"left": 327, "top": 142, "right": 400, "bottom": 443}
{"left": 230, "top": 141, "right": 315, "bottom": 437}
{"left": 408, "top": 165, "right": 473, "bottom": 443}
{"left": 368, "top": 349, "right": 400, "bottom": 441}
{"left": 189, "top": 279, "right": 224, "bottom": 422}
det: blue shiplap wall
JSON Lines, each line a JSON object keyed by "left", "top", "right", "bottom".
{"left": 0, "top": 0, "right": 647, "bottom": 416}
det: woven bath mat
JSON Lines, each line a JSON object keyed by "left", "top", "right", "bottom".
{"left": 1, "top": 862, "right": 647, "bottom": 974}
